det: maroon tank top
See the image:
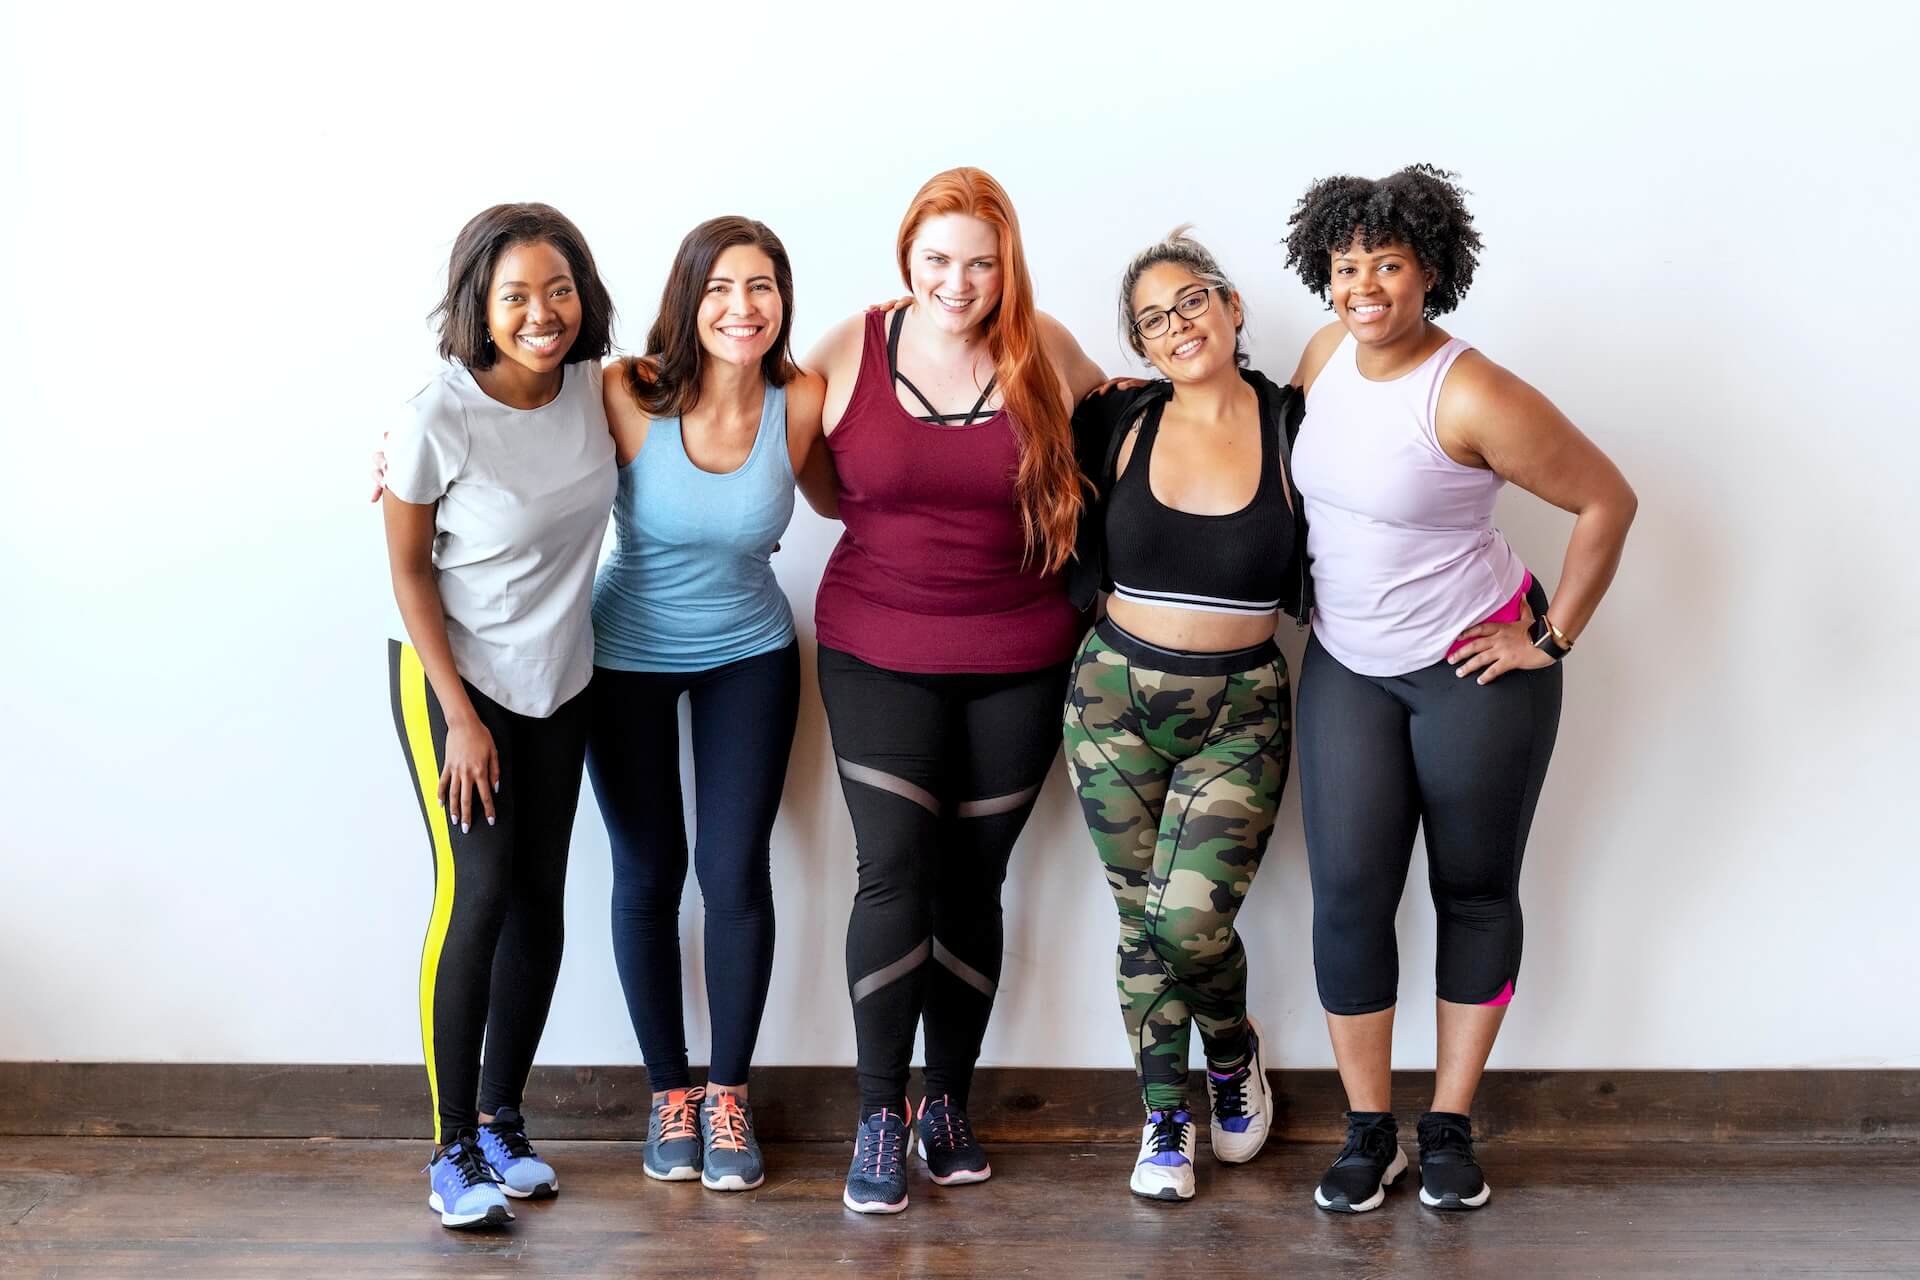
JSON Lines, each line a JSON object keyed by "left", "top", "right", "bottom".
{"left": 814, "top": 309, "right": 1083, "bottom": 673}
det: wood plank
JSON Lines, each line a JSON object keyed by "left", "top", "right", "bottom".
{"left": 1, "top": 1137, "right": 1916, "bottom": 1278}
{"left": 1, "top": 1063, "right": 1915, "bottom": 1143}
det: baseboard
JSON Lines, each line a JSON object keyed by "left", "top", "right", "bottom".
{"left": 3, "top": 1064, "right": 1913, "bottom": 1143}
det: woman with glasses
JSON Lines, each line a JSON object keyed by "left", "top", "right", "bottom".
{"left": 1062, "top": 227, "right": 1310, "bottom": 1202}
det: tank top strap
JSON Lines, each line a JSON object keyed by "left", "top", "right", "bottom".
{"left": 1115, "top": 393, "right": 1168, "bottom": 493}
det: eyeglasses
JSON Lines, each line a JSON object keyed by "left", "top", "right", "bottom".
{"left": 1132, "top": 286, "right": 1218, "bottom": 340}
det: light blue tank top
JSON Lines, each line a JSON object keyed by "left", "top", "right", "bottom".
{"left": 592, "top": 381, "right": 797, "bottom": 671}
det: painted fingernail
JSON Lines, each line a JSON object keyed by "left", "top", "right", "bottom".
{"left": 487, "top": 816, "right": 495, "bottom": 826}
{"left": 493, "top": 781, "right": 500, "bottom": 793}
{"left": 461, "top": 822, "right": 470, "bottom": 834}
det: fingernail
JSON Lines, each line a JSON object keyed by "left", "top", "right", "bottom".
{"left": 493, "top": 781, "right": 500, "bottom": 793}
{"left": 461, "top": 822, "right": 470, "bottom": 834}
{"left": 487, "top": 816, "right": 495, "bottom": 826}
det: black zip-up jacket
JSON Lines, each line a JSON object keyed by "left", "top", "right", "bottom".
{"left": 1067, "top": 367, "right": 1313, "bottom": 625}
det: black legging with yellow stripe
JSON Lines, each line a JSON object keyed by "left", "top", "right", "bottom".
{"left": 388, "top": 640, "right": 589, "bottom": 1142}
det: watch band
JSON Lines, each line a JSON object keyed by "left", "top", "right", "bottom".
{"left": 1530, "top": 614, "right": 1572, "bottom": 662}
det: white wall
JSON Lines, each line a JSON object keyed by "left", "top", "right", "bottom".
{"left": 2, "top": 0, "right": 1915, "bottom": 1071}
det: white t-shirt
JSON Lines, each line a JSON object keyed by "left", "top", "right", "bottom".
{"left": 385, "top": 360, "right": 616, "bottom": 717}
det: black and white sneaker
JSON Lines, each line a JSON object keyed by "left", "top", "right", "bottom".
{"left": 1313, "top": 1111, "right": 1408, "bottom": 1213}
{"left": 1417, "top": 1111, "right": 1491, "bottom": 1210}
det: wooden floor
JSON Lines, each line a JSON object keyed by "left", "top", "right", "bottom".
{"left": 2, "top": 1137, "right": 1915, "bottom": 1278}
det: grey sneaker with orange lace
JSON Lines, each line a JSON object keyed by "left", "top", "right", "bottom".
{"left": 644, "top": 1086, "right": 704, "bottom": 1182}
{"left": 699, "top": 1089, "right": 765, "bottom": 1191}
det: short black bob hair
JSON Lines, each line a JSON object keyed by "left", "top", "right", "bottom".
{"left": 431, "top": 203, "right": 615, "bottom": 369}
{"left": 1283, "top": 165, "right": 1482, "bottom": 319}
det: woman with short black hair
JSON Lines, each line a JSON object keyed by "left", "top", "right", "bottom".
{"left": 1283, "top": 166, "right": 1636, "bottom": 1214}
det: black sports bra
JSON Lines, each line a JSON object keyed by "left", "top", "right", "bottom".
{"left": 1103, "top": 396, "right": 1295, "bottom": 617}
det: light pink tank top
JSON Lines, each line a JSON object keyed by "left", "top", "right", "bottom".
{"left": 1292, "top": 333, "right": 1525, "bottom": 676}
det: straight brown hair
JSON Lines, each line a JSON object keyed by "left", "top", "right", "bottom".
{"left": 626, "top": 216, "right": 799, "bottom": 417}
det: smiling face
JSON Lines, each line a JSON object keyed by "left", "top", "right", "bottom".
{"left": 1130, "top": 262, "right": 1241, "bottom": 384}
{"left": 1328, "top": 233, "right": 1435, "bottom": 348}
{"left": 905, "top": 213, "right": 1003, "bottom": 336}
{"left": 696, "top": 243, "right": 782, "bottom": 369}
{"left": 484, "top": 240, "right": 581, "bottom": 373}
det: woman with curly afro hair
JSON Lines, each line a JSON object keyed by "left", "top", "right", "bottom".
{"left": 1282, "top": 166, "right": 1636, "bottom": 1214}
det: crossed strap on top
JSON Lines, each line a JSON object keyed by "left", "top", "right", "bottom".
{"left": 888, "top": 309, "right": 997, "bottom": 426}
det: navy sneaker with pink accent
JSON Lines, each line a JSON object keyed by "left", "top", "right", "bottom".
{"left": 843, "top": 1105, "right": 912, "bottom": 1214}
{"left": 916, "top": 1094, "right": 991, "bottom": 1185}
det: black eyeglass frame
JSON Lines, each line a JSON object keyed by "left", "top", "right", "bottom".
{"left": 1132, "top": 285, "right": 1223, "bottom": 340}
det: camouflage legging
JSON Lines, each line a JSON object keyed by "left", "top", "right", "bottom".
{"left": 1062, "top": 619, "right": 1291, "bottom": 1112}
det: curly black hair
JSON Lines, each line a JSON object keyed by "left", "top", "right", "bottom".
{"left": 1282, "top": 165, "right": 1483, "bottom": 318}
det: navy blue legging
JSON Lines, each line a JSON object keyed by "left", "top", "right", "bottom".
{"left": 585, "top": 640, "right": 800, "bottom": 1090}
{"left": 1297, "top": 578, "right": 1563, "bottom": 1015}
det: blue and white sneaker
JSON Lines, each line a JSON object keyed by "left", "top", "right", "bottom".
{"left": 426, "top": 1131, "right": 513, "bottom": 1229}
{"left": 1129, "top": 1108, "right": 1197, "bottom": 1201}
{"left": 842, "top": 1105, "right": 912, "bottom": 1214}
{"left": 1205, "top": 1017, "right": 1273, "bottom": 1164}
{"left": 476, "top": 1106, "right": 558, "bottom": 1199}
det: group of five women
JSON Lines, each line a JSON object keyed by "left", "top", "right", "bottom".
{"left": 377, "top": 164, "right": 1636, "bottom": 1229}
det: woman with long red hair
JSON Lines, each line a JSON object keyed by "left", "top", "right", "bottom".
{"left": 805, "top": 167, "right": 1105, "bottom": 1213}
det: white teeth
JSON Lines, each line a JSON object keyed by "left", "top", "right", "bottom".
{"left": 1352, "top": 304, "right": 1386, "bottom": 315}
{"left": 719, "top": 326, "right": 762, "bottom": 338}
{"left": 935, "top": 295, "right": 971, "bottom": 308}
{"left": 1173, "top": 338, "right": 1203, "bottom": 357}
{"left": 519, "top": 332, "right": 559, "bottom": 346}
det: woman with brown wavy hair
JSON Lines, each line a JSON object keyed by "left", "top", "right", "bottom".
{"left": 803, "top": 167, "right": 1105, "bottom": 1214}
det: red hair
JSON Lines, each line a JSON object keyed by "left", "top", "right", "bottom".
{"left": 896, "top": 168, "right": 1082, "bottom": 574}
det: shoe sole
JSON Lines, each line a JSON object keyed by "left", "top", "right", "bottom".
{"left": 1128, "top": 1178, "right": 1194, "bottom": 1202}
{"left": 1420, "top": 1179, "right": 1492, "bottom": 1210}
{"left": 1313, "top": 1146, "right": 1408, "bottom": 1213}
{"left": 842, "top": 1189, "right": 908, "bottom": 1214}
{"left": 703, "top": 1172, "right": 766, "bottom": 1192}
{"left": 644, "top": 1164, "right": 700, "bottom": 1182}
{"left": 915, "top": 1139, "right": 992, "bottom": 1185}
{"left": 428, "top": 1192, "right": 513, "bottom": 1229}
{"left": 499, "top": 1178, "right": 557, "bottom": 1199}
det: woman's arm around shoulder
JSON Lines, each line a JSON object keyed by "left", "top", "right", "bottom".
{"left": 804, "top": 312, "right": 869, "bottom": 435}
{"left": 603, "top": 355, "right": 656, "bottom": 466}
{"left": 1289, "top": 320, "right": 1347, "bottom": 395}
{"left": 786, "top": 367, "right": 839, "bottom": 519}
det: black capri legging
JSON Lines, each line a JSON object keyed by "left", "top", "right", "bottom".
{"left": 1297, "top": 578, "right": 1563, "bottom": 1015}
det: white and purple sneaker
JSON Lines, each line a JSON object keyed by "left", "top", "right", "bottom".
{"left": 1205, "top": 1017, "right": 1273, "bottom": 1164}
{"left": 1129, "top": 1108, "right": 1197, "bottom": 1201}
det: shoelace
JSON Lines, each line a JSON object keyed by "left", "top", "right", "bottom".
{"left": 1210, "top": 1066, "right": 1251, "bottom": 1119}
{"left": 432, "top": 1132, "right": 504, "bottom": 1189}
{"left": 1147, "top": 1109, "right": 1191, "bottom": 1155}
{"left": 857, "top": 1109, "right": 906, "bottom": 1178}
{"left": 704, "top": 1093, "right": 751, "bottom": 1154}
{"left": 482, "top": 1116, "right": 535, "bottom": 1160}
{"left": 658, "top": 1087, "right": 705, "bottom": 1142}
{"left": 920, "top": 1096, "right": 974, "bottom": 1152}
{"left": 1417, "top": 1114, "right": 1475, "bottom": 1163}
{"left": 1335, "top": 1117, "right": 1399, "bottom": 1167}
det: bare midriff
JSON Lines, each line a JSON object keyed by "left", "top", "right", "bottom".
{"left": 1103, "top": 596, "right": 1279, "bottom": 654}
